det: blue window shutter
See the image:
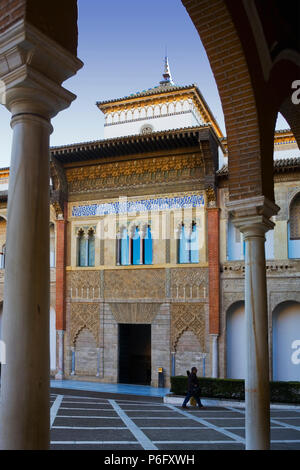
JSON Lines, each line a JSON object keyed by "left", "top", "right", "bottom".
{"left": 144, "top": 226, "right": 152, "bottom": 265}
{"left": 121, "top": 228, "right": 129, "bottom": 265}
{"left": 179, "top": 225, "right": 189, "bottom": 263}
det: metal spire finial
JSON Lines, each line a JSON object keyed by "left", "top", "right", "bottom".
{"left": 160, "top": 54, "right": 174, "bottom": 86}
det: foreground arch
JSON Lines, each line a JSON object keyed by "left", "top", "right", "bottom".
{"left": 182, "top": 0, "right": 300, "bottom": 450}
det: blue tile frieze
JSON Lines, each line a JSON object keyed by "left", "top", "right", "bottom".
{"left": 72, "top": 194, "right": 205, "bottom": 218}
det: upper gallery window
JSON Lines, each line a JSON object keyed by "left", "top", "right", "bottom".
{"left": 117, "top": 225, "right": 152, "bottom": 266}
{"left": 0, "top": 243, "right": 5, "bottom": 269}
{"left": 77, "top": 227, "right": 95, "bottom": 267}
{"left": 140, "top": 124, "right": 153, "bottom": 134}
{"left": 178, "top": 222, "right": 199, "bottom": 264}
{"left": 288, "top": 193, "right": 300, "bottom": 259}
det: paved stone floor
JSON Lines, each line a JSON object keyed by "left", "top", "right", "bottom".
{"left": 50, "top": 390, "right": 300, "bottom": 450}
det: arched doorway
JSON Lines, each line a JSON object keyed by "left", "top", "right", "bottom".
{"left": 75, "top": 327, "right": 97, "bottom": 376}
{"left": 175, "top": 330, "right": 204, "bottom": 377}
{"left": 226, "top": 301, "right": 245, "bottom": 379}
{"left": 272, "top": 301, "right": 300, "bottom": 381}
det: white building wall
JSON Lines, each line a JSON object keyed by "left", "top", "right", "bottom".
{"left": 226, "top": 302, "right": 246, "bottom": 379}
{"left": 104, "top": 109, "right": 203, "bottom": 139}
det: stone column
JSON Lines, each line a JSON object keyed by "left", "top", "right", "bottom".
{"left": 96, "top": 348, "right": 101, "bottom": 377}
{"left": 0, "top": 22, "right": 82, "bottom": 450}
{"left": 171, "top": 352, "right": 176, "bottom": 377}
{"left": 139, "top": 229, "right": 145, "bottom": 265}
{"left": 55, "top": 213, "right": 67, "bottom": 380}
{"left": 227, "top": 196, "right": 279, "bottom": 450}
{"left": 116, "top": 233, "right": 121, "bottom": 266}
{"left": 210, "top": 334, "right": 218, "bottom": 378}
{"left": 207, "top": 207, "right": 220, "bottom": 341}
{"left": 70, "top": 346, "right": 76, "bottom": 376}
{"left": 56, "top": 330, "right": 65, "bottom": 380}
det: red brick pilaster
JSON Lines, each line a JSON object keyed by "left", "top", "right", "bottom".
{"left": 55, "top": 204, "right": 67, "bottom": 331}
{"left": 207, "top": 207, "right": 220, "bottom": 335}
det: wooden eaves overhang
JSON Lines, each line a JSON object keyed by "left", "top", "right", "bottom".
{"left": 50, "top": 125, "right": 223, "bottom": 165}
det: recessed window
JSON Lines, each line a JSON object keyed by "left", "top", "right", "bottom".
{"left": 117, "top": 225, "right": 153, "bottom": 265}
{"left": 178, "top": 222, "right": 199, "bottom": 264}
{"left": 140, "top": 124, "right": 153, "bottom": 134}
{"left": 288, "top": 193, "right": 300, "bottom": 259}
{"left": 77, "top": 228, "right": 95, "bottom": 267}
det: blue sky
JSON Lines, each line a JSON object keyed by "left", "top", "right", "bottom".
{"left": 0, "top": 0, "right": 288, "bottom": 168}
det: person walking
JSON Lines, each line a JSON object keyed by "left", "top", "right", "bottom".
{"left": 182, "top": 367, "right": 204, "bottom": 409}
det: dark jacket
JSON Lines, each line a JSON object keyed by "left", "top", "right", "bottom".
{"left": 187, "top": 372, "right": 200, "bottom": 393}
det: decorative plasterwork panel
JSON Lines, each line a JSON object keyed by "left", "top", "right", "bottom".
{"left": 104, "top": 269, "right": 165, "bottom": 299}
{"left": 67, "top": 270, "right": 101, "bottom": 300}
{"left": 70, "top": 303, "right": 100, "bottom": 347}
{"left": 109, "top": 302, "right": 161, "bottom": 324}
{"left": 171, "top": 268, "right": 208, "bottom": 299}
{"left": 67, "top": 270, "right": 99, "bottom": 290}
{"left": 171, "top": 303, "right": 206, "bottom": 351}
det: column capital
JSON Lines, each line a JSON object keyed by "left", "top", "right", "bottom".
{"left": 226, "top": 196, "right": 280, "bottom": 236}
{"left": 0, "top": 20, "right": 83, "bottom": 119}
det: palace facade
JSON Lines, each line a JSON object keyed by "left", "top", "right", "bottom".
{"left": 0, "top": 60, "right": 299, "bottom": 387}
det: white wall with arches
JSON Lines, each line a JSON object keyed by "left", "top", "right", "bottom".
{"left": 103, "top": 109, "right": 202, "bottom": 139}
{"left": 226, "top": 301, "right": 246, "bottom": 379}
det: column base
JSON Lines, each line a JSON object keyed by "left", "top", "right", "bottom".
{"left": 54, "top": 373, "right": 65, "bottom": 380}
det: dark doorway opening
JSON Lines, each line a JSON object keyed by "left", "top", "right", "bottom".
{"left": 118, "top": 324, "right": 151, "bottom": 385}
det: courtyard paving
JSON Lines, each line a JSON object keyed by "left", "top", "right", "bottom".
{"left": 50, "top": 390, "right": 300, "bottom": 451}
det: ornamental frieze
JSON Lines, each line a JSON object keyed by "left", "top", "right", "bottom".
{"left": 171, "top": 303, "right": 206, "bottom": 351}
{"left": 72, "top": 193, "right": 205, "bottom": 218}
{"left": 68, "top": 167, "right": 203, "bottom": 193}
{"left": 66, "top": 154, "right": 203, "bottom": 182}
{"left": 221, "top": 261, "right": 300, "bottom": 276}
